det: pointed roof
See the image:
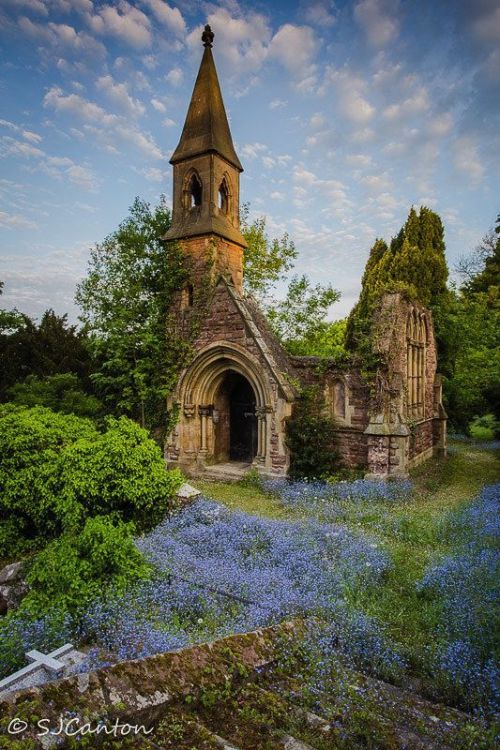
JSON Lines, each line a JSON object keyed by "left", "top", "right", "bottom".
{"left": 169, "top": 28, "right": 243, "bottom": 171}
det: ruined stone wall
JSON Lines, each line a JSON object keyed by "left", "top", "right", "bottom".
{"left": 168, "top": 281, "right": 293, "bottom": 475}
{"left": 290, "top": 357, "right": 370, "bottom": 470}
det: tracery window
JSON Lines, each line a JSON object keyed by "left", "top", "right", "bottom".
{"left": 218, "top": 177, "right": 230, "bottom": 214}
{"left": 406, "top": 310, "right": 426, "bottom": 419}
{"left": 183, "top": 171, "right": 202, "bottom": 209}
{"left": 332, "top": 379, "right": 346, "bottom": 420}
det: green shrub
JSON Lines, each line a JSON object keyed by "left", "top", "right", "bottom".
{"left": 0, "top": 406, "right": 183, "bottom": 553}
{"left": 468, "top": 414, "right": 498, "bottom": 440}
{"left": 7, "top": 373, "right": 103, "bottom": 419}
{"left": 0, "top": 405, "right": 97, "bottom": 545}
{"left": 59, "top": 416, "right": 183, "bottom": 531}
{"left": 286, "top": 387, "right": 338, "bottom": 480}
{"left": 22, "top": 516, "right": 151, "bottom": 616}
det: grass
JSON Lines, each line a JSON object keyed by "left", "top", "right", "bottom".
{"left": 196, "top": 441, "right": 500, "bottom": 693}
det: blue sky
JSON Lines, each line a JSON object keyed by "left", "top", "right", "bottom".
{"left": 0, "top": 0, "right": 499, "bottom": 322}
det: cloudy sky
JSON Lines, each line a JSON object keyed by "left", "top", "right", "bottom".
{"left": 0, "top": 0, "right": 499, "bottom": 322}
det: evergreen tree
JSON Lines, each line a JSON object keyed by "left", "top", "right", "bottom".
{"left": 346, "top": 206, "right": 449, "bottom": 350}
{"left": 0, "top": 299, "right": 92, "bottom": 402}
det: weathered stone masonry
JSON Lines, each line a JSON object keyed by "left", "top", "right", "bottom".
{"left": 164, "top": 26, "right": 446, "bottom": 479}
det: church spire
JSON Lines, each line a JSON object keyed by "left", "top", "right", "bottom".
{"left": 170, "top": 25, "right": 242, "bottom": 172}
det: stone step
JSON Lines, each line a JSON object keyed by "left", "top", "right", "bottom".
{"left": 281, "top": 736, "right": 318, "bottom": 750}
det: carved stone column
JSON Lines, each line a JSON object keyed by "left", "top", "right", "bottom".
{"left": 255, "top": 406, "right": 270, "bottom": 463}
{"left": 198, "top": 405, "right": 212, "bottom": 453}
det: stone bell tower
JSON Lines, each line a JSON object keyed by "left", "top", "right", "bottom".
{"left": 163, "top": 24, "right": 247, "bottom": 292}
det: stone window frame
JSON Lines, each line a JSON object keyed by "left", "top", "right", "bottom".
{"left": 217, "top": 173, "right": 232, "bottom": 216}
{"left": 326, "top": 376, "right": 353, "bottom": 426}
{"left": 182, "top": 169, "right": 203, "bottom": 209}
{"left": 406, "top": 309, "right": 427, "bottom": 421}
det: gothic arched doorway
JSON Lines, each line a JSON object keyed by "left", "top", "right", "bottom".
{"left": 214, "top": 371, "right": 257, "bottom": 462}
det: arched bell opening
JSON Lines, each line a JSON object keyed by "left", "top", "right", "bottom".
{"left": 213, "top": 371, "right": 257, "bottom": 463}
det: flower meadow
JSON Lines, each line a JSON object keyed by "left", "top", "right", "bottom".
{"left": 0, "top": 476, "right": 498, "bottom": 722}
{"left": 75, "top": 498, "right": 398, "bottom": 676}
{"left": 417, "top": 483, "right": 500, "bottom": 716}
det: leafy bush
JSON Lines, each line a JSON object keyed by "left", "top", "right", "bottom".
{"left": 0, "top": 404, "right": 97, "bottom": 546}
{"left": 59, "top": 416, "right": 183, "bottom": 531}
{"left": 0, "top": 406, "right": 182, "bottom": 552}
{"left": 7, "top": 373, "right": 103, "bottom": 419}
{"left": 22, "top": 516, "right": 151, "bottom": 616}
{"left": 286, "top": 387, "right": 338, "bottom": 479}
{"left": 469, "top": 413, "right": 499, "bottom": 440}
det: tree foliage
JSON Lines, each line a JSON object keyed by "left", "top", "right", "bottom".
{"left": 286, "top": 387, "right": 339, "bottom": 479}
{"left": 456, "top": 214, "right": 500, "bottom": 295}
{"left": 8, "top": 373, "right": 102, "bottom": 419}
{"left": 0, "top": 405, "right": 182, "bottom": 555}
{"left": 443, "top": 214, "right": 500, "bottom": 430}
{"left": 241, "top": 210, "right": 343, "bottom": 358}
{"left": 76, "top": 196, "right": 187, "bottom": 430}
{"left": 0, "top": 304, "right": 92, "bottom": 402}
{"left": 346, "top": 206, "right": 449, "bottom": 352}
{"left": 266, "top": 275, "right": 342, "bottom": 356}
{"left": 241, "top": 205, "right": 298, "bottom": 300}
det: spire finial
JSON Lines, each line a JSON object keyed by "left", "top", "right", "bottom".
{"left": 202, "top": 24, "right": 214, "bottom": 48}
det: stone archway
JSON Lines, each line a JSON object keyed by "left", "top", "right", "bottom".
{"left": 213, "top": 371, "right": 257, "bottom": 463}
{"left": 173, "top": 342, "right": 273, "bottom": 469}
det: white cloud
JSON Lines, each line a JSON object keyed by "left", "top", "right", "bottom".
{"left": 454, "top": 137, "right": 484, "bottom": 183}
{"left": 0, "top": 134, "right": 99, "bottom": 191}
{"left": 346, "top": 153, "right": 373, "bottom": 167}
{"left": 3, "top": 0, "right": 47, "bottom": 14}
{"left": 165, "top": 67, "right": 183, "bottom": 86}
{"left": 270, "top": 191, "right": 285, "bottom": 200}
{"left": 309, "top": 112, "right": 326, "bottom": 129}
{"left": 96, "top": 75, "right": 145, "bottom": 117}
{"left": 327, "top": 69, "right": 375, "bottom": 123}
{"left": 141, "top": 0, "right": 186, "bottom": 36}
{"left": 268, "top": 23, "right": 319, "bottom": 89}
{"left": 269, "top": 98, "right": 287, "bottom": 109}
{"left": 269, "top": 23, "right": 317, "bottom": 75}
{"left": 141, "top": 167, "right": 163, "bottom": 182}
{"left": 85, "top": 1, "right": 152, "bottom": 48}
{"left": 360, "top": 172, "right": 393, "bottom": 192}
{"left": 350, "top": 127, "right": 375, "bottom": 142}
{"left": 0, "top": 119, "right": 43, "bottom": 144}
{"left": 383, "top": 86, "right": 430, "bottom": 120}
{"left": 18, "top": 16, "right": 106, "bottom": 59}
{"left": 162, "top": 117, "right": 175, "bottom": 127}
{"left": 304, "top": 2, "right": 336, "bottom": 27}
{"left": 240, "top": 142, "right": 268, "bottom": 160}
{"left": 0, "top": 211, "right": 39, "bottom": 230}
{"left": 354, "top": 0, "right": 400, "bottom": 46}
{"left": 428, "top": 112, "right": 453, "bottom": 137}
{"left": 142, "top": 54, "right": 158, "bottom": 70}
{"left": 43, "top": 86, "right": 163, "bottom": 159}
{"left": 187, "top": 10, "right": 271, "bottom": 76}
{"left": 65, "top": 164, "right": 97, "bottom": 190}
{"left": 151, "top": 98, "right": 166, "bottom": 112}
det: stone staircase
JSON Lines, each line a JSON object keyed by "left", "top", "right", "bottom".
{"left": 0, "top": 621, "right": 490, "bottom": 749}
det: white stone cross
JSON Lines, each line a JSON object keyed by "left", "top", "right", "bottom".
{"left": 0, "top": 643, "right": 74, "bottom": 692}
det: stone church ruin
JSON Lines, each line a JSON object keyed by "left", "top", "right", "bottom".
{"left": 165, "top": 26, "right": 447, "bottom": 479}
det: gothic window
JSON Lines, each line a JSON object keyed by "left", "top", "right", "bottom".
{"left": 218, "top": 177, "right": 229, "bottom": 214}
{"left": 181, "top": 283, "right": 194, "bottom": 309}
{"left": 328, "top": 379, "right": 346, "bottom": 420}
{"left": 183, "top": 172, "right": 202, "bottom": 209}
{"left": 406, "top": 310, "right": 426, "bottom": 419}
